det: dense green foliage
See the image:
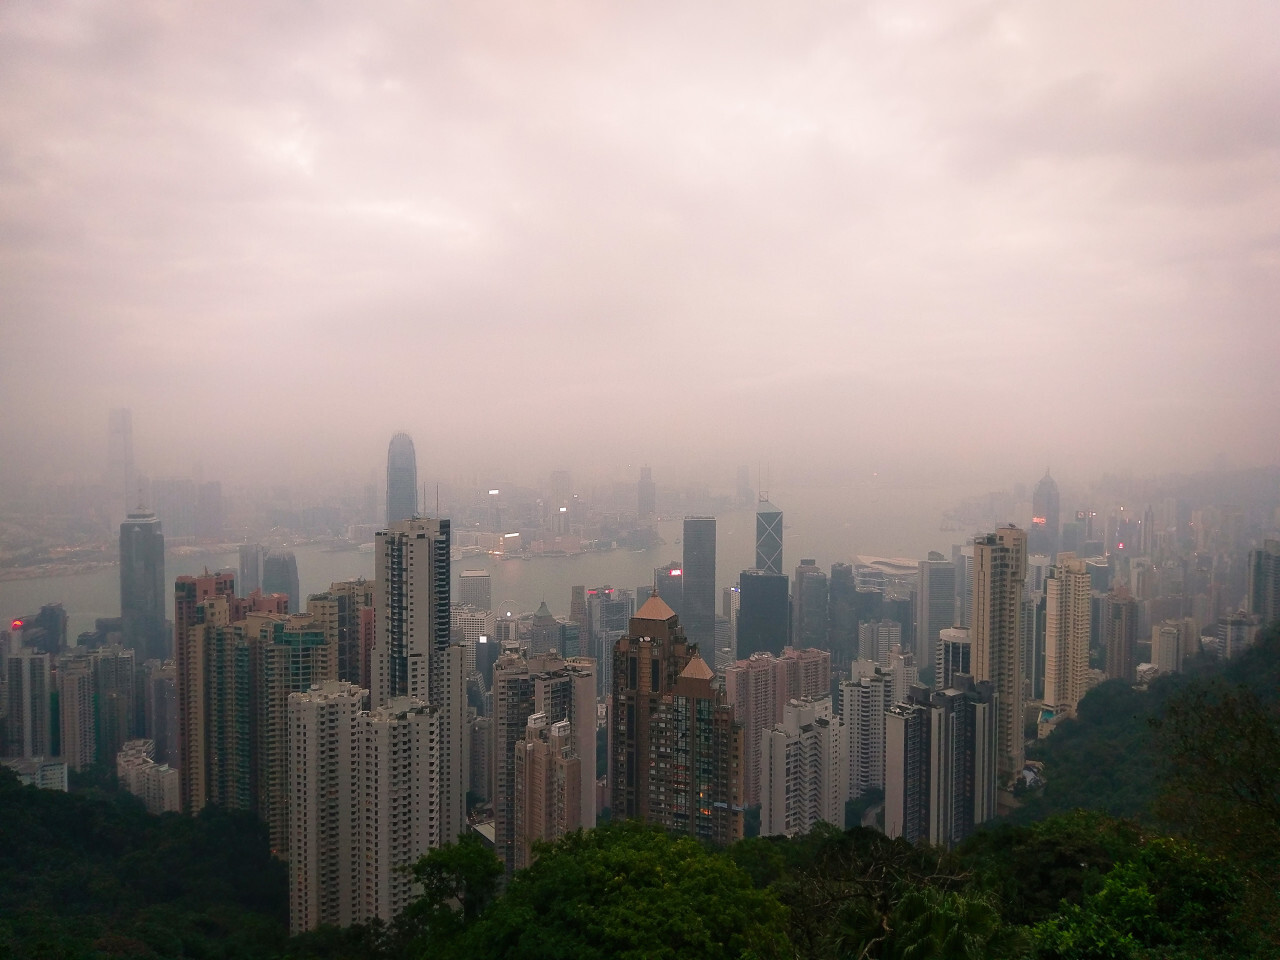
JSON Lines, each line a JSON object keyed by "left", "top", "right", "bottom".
{"left": 0, "top": 770, "right": 287, "bottom": 959}
{"left": 7, "top": 623, "right": 1280, "bottom": 959}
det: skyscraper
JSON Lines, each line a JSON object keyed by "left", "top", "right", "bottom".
{"left": 1248, "top": 540, "right": 1280, "bottom": 626}
{"left": 1043, "top": 554, "right": 1091, "bottom": 715}
{"left": 459, "top": 569, "right": 493, "bottom": 610}
{"left": 756, "top": 498, "right": 783, "bottom": 575}
{"left": 610, "top": 594, "right": 743, "bottom": 845}
{"left": 791, "top": 560, "right": 828, "bottom": 649}
{"left": 1030, "top": 470, "right": 1061, "bottom": 557}
{"left": 239, "top": 543, "right": 266, "bottom": 597}
{"left": 682, "top": 517, "right": 716, "bottom": 650}
{"left": 385, "top": 432, "right": 419, "bottom": 526}
{"left": 840, "top": 660, "right": 893, "bottom": 801}
{"left": 372, "top": 518, "right": 466, "bottom": 846}
{"left": 737, "top": 568, "right": 789, "bottom": 658}
{"left": 262, "top": 549, "right": 301, "bottom": 614}
{"left": 971, "top": 527, "right": 1027, "bottom": 783}
{"left": 916, "top": 555, "right": 956, "bottom": 675}
{"left": 1103, "top": 592, "right": 1139, "bottom": 683}
{"left": 120, "top": 510, "right": 167, "bottom": 661}
{"left": 884, "top": 678, "right": 996, "bottom": 848}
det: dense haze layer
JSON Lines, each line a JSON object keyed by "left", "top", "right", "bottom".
{"left": 2, "top": 1, "right": 1279, "bottom": 489}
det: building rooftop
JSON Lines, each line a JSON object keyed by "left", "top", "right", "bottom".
{"left": 634, "top": 593, "right": 677, "bottom": 622}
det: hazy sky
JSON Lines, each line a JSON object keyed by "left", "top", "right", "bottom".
{"left": 2, "top": 1, "right": 1278, "bottom": 490}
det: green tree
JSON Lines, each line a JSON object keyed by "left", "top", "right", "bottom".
{"left": 455, "top": 822, "right": 790, "bottom": 960}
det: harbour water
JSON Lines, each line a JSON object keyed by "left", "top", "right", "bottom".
{"left": 0, "top": 480, "right": 964, "bottom": 640}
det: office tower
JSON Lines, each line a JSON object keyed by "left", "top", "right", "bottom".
{"left": 736, "top": 466, "right": 752, "bottom": 505}
{"left": 92, "top": 645, "right": 137, "bottom": 764}
{"left": 144, "top": 659, "right": 178, "bottom": 766}
{"left": 239, "top": 543, "right": 266, "bottom": 597}
{"left": 107, "top": 408, "right": 135, "bottom": 533}
{"left": 682, "top": 517, "right": 717, "bottom": 649}
{"left": 459, "top": 569, "right": 492, "bottom": 610}
{"left": 3, "top": 649, "right": 52, "bottom": 759}
{"left": 262, "top": 549, "right": 301, "bottom": 614}
{"left": 1030, "top": 470, "right": 1060, "bottom": 557}
{"left": 491, "top": 649, "right": 596, "bottom": 874}
{"left": 885, "top": 697, "right": 931, "bottom": 843}
{"left": 840, "top": 660, "right": 893, "bottom": 800}
{"left": 859, "top": 619, "right": 901, "bottom": 666}
{"left": 916, "top": 555, "right": 956, "bottom": 674}
{"left": 760, "top": 696, "right": 846, "bottom": 837}
{"left": 936, "top": 627, "right": 972, "bottom": 690}
{"left": 117, "top": 739, "right": 181, "bottom": 814}
{"left": 737, "top": 569, "right": 790, "bottom": 658}
{"left": 610, "top": 595, "right": 743, "bottom": 845}
{"left": 972, "top": 527, "right": 1028, "bottom": 783}
{"left": 373, "top": 518, "right": 467, "bottom": 846}
{"left": 288, "top": 681, "right": 364, "bottom": 933}
{"left": 57, "top": 655, "right": 96, "bottom": 771}
{"left": 385, "top": 432, "right": 419, "bottom": 526}
{"left": 1105, "top": 593, "right": 1136, "bottom": 686}
{"left": 792, "top": 560, "right": 829, "bottom": 649}
{"left": 307, "top": 580, "right": 376, "bottom": 686}
{"left": 649, "top": 561, "right": 685, "bottom": 621}
{"left": 529, "top": 602, "right": 559, "bottom": 656}
{"left": 828, "top": 562, "right": 857, "bottom": 665}
{"left": 11, "top": 603, "right": 69, "bottom": 656}
{"left": 513, "top": 714, "right": 582, "bottom": 870}
{"left": 637, "top": 466, "right": 655, "bottom": 521}
{"left": 569, "top": 585, "right": 587, "bottom": 636}
{"left": 1043, "top": 554, "right": 1091, "bottom": 716}
{"left": 1248, "top": 540, "right": 1280, "bottom": 625}
{"left": 756, "top": 498, "right": 783, "bottom": 575}
{"left": 120, "top": 511, "right": 167, "bottom": 661}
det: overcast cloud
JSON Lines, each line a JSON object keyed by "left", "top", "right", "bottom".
{"left": 2, "top": 1, "right": 1278, "bottom": 490}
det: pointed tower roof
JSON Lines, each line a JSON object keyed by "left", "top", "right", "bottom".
{"left": 634, "top": 592, "right": 676, "bottom": 622}
{"left": 679, "top": 654, "right": 715, "bottom": 681}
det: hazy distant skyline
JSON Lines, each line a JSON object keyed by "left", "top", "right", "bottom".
{"left": 2, "top": 2, "right": 1278, "bottom": 490}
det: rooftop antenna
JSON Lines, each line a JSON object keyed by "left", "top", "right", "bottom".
{"left": 436, "top": 483, "right": 440, "bottom": 516}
